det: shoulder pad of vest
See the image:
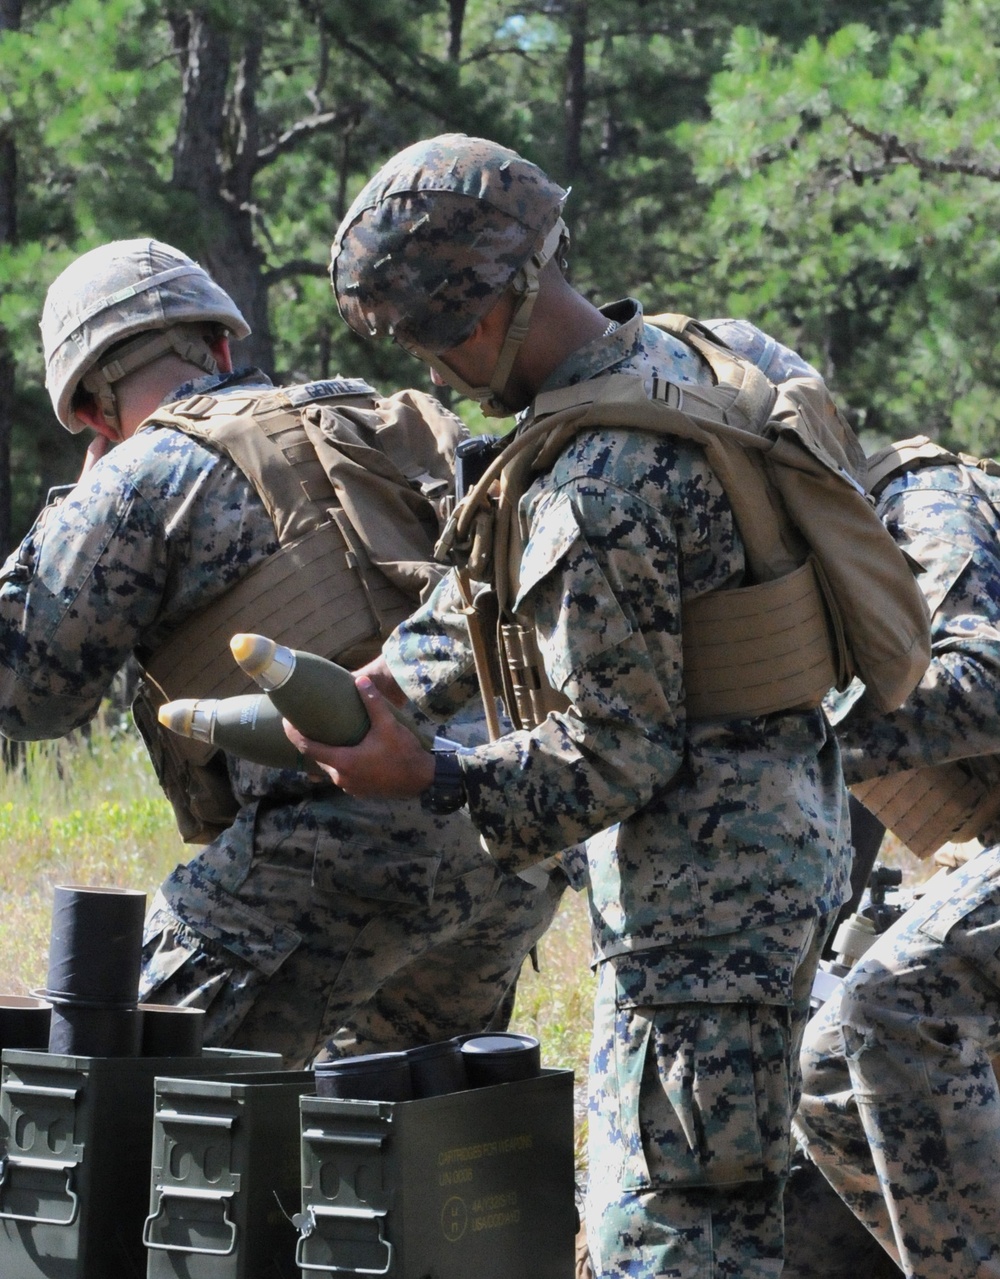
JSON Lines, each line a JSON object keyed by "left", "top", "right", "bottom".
{"left": 866, "top": 435, "right": 962, "bottom": 497}
{"left": 284, "top": 378, "right": 376, "bottom": 406}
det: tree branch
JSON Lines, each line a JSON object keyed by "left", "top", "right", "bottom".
{"left": 262, "top": 258, "right": 330, "bottom": 286}
{"left": 841, "top": 112, "right": 1000, "bottom": 183}
{"left": 332, "top": 31, "right": 450, "bottom": 117}
{"left": 256, "top": 106, "right": 358, "bottom": 169}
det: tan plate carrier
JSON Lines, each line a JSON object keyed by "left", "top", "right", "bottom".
{"left": 131, "top": 378, "right": 463, "bottom": 842}
{"left": 849, "top": 435, "right": 1000, "bottom": 858}
{"left": 437, "top": 316, "right": 930, "bottom": 735}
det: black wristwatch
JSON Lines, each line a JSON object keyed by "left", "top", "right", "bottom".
{"left": 420, "top": 749, "right": 467, "bottom": 814}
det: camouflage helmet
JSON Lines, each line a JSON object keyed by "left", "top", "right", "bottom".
{"left": 42, "top": 238, "right": 251, "bottom": 434}
{"left": 330, "top": 135, "right": 569, "bottom": 392}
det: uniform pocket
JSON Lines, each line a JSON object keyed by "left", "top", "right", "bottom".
{"left": 618, "top": 1002, "right": 793, "bottom": 1191}
{"left": 514, "top": 489, "right": 633, "bottom": 694}
{"left": 149, "top": 866, "right": 302, "bottom": 977}
{"left": 308, "top": 795, "right": 490, "bottom": 906}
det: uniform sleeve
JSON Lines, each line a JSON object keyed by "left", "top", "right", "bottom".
{"left": 455, "top": 476, "right": 686, "bottom": 872}
{"left": 831, "top": 476, "right": 1000, "bottom": 782}
{"left": 1, "top": 419, "right": 282, "bottom": 745}
{"left": 382, "top": 569, "right": 484, "bottom": 719}
{"left": 0, "top": 465, "right": 168, "bottom": 739}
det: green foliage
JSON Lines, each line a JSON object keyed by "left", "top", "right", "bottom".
{"left": 2, "top": 0, "right": 987, "bottom": 546}
{"left": 687, "top": 0, "right": 1000, "bottom": 451}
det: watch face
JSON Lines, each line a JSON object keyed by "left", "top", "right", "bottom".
{"left": 421, "top": 750, "right": 467, "bottom": 814}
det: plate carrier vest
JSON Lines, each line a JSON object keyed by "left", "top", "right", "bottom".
{"left": 436, "top": 315, "right": 930, "bottom": 737}
{"left": 131, "top": 378, "right": 463, "bottom": 843}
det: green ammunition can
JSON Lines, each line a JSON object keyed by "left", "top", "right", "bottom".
{"left": 0, "top": 1046, "right": 280, "bottom": 1279}
{"left": 297, "top": 1067, "right": 576, "bottom": 1278}
{"left": 144, "top": 1070, "right": 316, "bottom": 1279}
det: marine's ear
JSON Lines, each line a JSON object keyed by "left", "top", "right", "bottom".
{"left": 72, "top": 395, "right": 122, "bottom": 443}
{"left": 208, "top": 334, "right": 233, "bottom": 375}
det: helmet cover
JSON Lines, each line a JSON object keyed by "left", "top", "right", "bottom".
{"left": 41, "top": 238, "right": 250, "bottom": 432}
{"left": 331, "top": 134, "right": 568, "bottom": 354}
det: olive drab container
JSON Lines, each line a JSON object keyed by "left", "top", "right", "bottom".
{"left": 0, "top": 1046, "right": 280, "bottom": 1279}
{"left": 296, "top": 1067, "right": 576, "bottom": 1278}
{"left": 143, "top": 1069, "right": 316, "bottom": 1279}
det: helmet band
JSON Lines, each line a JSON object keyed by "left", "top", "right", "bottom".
{"left": 78, "top": 325, "right": 219, "bottom": 436}
{"left": 400, "top": 218, "right": 569, "bottom": 418}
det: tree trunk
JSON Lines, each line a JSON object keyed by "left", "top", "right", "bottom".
{"left": 563, "top": 0, "right": 588, "bottom": 180}
{"left": 170, "top": 10, "right": 274, "bottom": 375}
{"left": 447, "top": 0, "right": 466, "bottom": 62}
{"left": 0, "top": 0, "right": 21, "bottom": 558}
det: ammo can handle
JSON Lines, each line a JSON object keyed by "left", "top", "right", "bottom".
{"left": 301, "top": 1128, "right": 386, "bottom": 1149}
{"left": 142, "top": 1186, "right": 237, "bottom": 1256}
{"left": 295, "top": 1204, "right": 393, "bottom": 1275}
{"left": 0, "top": 1155, "right": 80, "bottom": 1226}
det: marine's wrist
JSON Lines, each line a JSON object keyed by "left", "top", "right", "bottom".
{"left": 419, "top": 747, "right": 467, "bottom": 814}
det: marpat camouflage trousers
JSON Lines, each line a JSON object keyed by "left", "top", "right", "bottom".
{"left": 792, "top": 845, "right": 1000, "bottom": 1279}
{"left": 585, "top": 915, "right": 830, "bottom": 1278}
{"left": 139, "top": 795, "right": 566, "bottom": 1068}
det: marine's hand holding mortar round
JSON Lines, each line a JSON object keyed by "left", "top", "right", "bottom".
{"left": 282, "top": 675, "right": 434, "bottom": 799}
{"left": 353, "top": 653, "right": 409, "bottom": 708}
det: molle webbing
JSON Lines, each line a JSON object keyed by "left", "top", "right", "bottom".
{"left": 499, "top": 619, "right": 570, "bottom": 730}
{"left": 866, "top": 434, "right": 1000, "bottom": 498}
{"left": 852, "top": 761, "right": 1000, "bottom": 860}
{"left": 144, "top": 522, "right": 400, "bottom": 704}
{"left": 865, "top": 436, "right": 962, "bottom": 498}
{"left": 143, "top": 381, "right": 417, "bottom": 704}
{"left": 682, "top": 558, "right": 837, "bottom": 718}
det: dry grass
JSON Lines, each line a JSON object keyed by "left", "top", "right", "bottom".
{"left": 509, "top": 880, "right": 595, "bottom": 1171}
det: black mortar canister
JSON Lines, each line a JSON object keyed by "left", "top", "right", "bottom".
{"left": 45, "top": 884, "right": 146, "bottom": 1007}
{"left": 140, "top": 1004, "right": 205, "bottom": 1058}
{"left": 460, "top": 1032, "right": 542, "bottom": 1087}
{"left": 314, "top": 1050, "right": 414, "bottom": 1101}
{"left": 0, "top": 996, "right": 52, "bottom": 1054}
{"left": 46, "top": 1001, "right": 143, "bottom": 1058}
{"left": 406, "top": 1037, "right": 468, "bottom": 1098}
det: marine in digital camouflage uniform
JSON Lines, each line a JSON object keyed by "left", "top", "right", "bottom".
{"left": 0, "top": 237, "right": 564, "bottom": 1069}
{"left": 787, "top": 451, "right": 1000, "bottom": 1279}
{"left": 295, "top": 134, "right": 852, "bottom": 1278}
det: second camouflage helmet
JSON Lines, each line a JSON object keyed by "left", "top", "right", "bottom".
{"left": 41, "top": 238, "right": 250, "bottom": 433}
{"left": 330, "top": 134, "right": 569, "bottom": 354}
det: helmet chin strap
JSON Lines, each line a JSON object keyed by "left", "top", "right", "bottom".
{"left": 79, "top": 326, "right": 220, "bottom": 437}
{"left": 406, "top": 218, "right": 569, "bottom": 418}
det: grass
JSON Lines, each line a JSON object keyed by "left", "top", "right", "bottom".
{"left": 0, "top": 713, "right": 597, "bottom": 1142}
{"left": 0, "top": 712, "right": 184, "bottom": 994}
